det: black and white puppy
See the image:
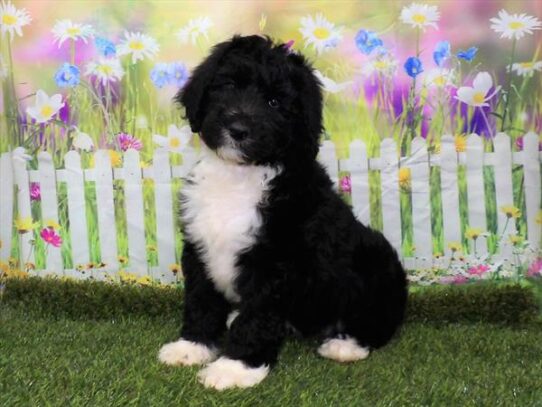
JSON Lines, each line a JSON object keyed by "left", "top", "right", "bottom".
{"left": 159, "top": 35, "right": 407, "bottom": 390}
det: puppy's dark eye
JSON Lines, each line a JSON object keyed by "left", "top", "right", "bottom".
{"left": 268, "top": 99, "right": 280, "bottom": 108}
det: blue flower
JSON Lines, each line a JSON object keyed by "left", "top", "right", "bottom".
{"left": 150, "top": 63, "right": 170, "bottom": 88}
{"left": 404, "top": 57, "right": 423, "bottom": 78}
{"left": 54, "top": 63, "right": 80, "bottom": 88}
{"left": 355, "top": 29, "right": 384, "bottom": 55}
{"left": 457, "top": 47, "right": 478, "bottom": 62}
{"left": 433, "top": 40, "right": 450, "bottom": 66}
{"left": 167, "top": 62, "right": 189, "bottom": 88}
{"left": 95, "top": 37, "right": 116, "bottom": 57}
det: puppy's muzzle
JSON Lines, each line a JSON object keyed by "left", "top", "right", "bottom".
{"left": 227, "top": 120, "right": 249, "bottom": 141}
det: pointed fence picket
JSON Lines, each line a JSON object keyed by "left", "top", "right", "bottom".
{"left": 0, "top": 133, "right": 540, "bottom": 282}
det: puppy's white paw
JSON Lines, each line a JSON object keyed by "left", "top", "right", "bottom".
{"left": 198, "top": 357, "right": 269, "bottom": 390}
{"left": 158, "top": 338, "right": 217, "bottom": 366}
{"left": 318, "top": 336, "right": 370, "bottom": 362}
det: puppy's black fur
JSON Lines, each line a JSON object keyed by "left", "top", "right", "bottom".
{"left": 175, "top": 35, "right": 407, "bottom": 368}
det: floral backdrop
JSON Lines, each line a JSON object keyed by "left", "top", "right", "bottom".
{"left": 0, "top": 0, "right": 541, "bottom": 287}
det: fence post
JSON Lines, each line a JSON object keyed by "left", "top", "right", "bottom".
{"left": 409, "top": 137, "right": 432, "bottom": 268}
{"left": 0, "top": 153, "right": 14, "bottom": 262}
{"left": 523, "top": 132, "right": 541, "bottom": 248}
{"left": 493, "top": 133, "right": 514, "bottom": 259}
{"left": 12, "top": 151, "right": 34, "bottom": 267}
{"left": 123, "top": 149, "right": 147, "bottom": 275}
{"left": 345, "top": 140, "right": 371, "bottom": 226}
{"left": 465, "top": 134, "right": 488, "bottom": 256}
{"left": 380, "top": 138, "right": 402, "bottom": 255}
{"left": 440, "top": 135, "right": 462, "bottom": 257}
{"left": 153, "top": 147, "right": 176, "bottom": 283}
{"left": 37, "top": 151, "right": 63, "bottom": 272}
{"left": 94, "top": 150, "right": 118, "bottom": 268}
{"left": 64, "top": 151, "right": 90, "bottom": 269}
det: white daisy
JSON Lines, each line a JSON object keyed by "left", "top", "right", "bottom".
{"left": 117, "top": 31, "right": 159, "bottom": 64}
{"left": 400, "top": 3, "right": 440, "bottom": 31}
{"left": 0, "top": 0, "right": 31, "bottom": 39}
{"left": 509, "top": 61, "right": 542, "bottom": 77}
{"left": 72, "top": 129, "right": 94, "bottom": 152}
{"left": 455, "top": 72, "right": 500, "bottom": 107}
{"left": 299, "top": 13, "right": 342, "bottom": 54}
{"left": 361, "top": 53, "right": 398, "bottom": 78}
{"left": 176, "top": 17, "right": 213, "bottom": 45}
{"left": 85, "top": 57, "right": 124, "bottom": 86}
{"left": 490, "top": 10, "right": 542, "bottom": 40}
{"left": 424, "top": 68, "right": 455, "bottom": 88}
{"left": 26, "top": 90, "right": 64, "bottom": 124}
{"left": 313, "top": 70, "right": 352, "bottom": 94}
{"left": 153, "top": 124, "right": 192, "bottom": 153}
{"left": 51, "top": 19, "right": 94, "bottom": 47}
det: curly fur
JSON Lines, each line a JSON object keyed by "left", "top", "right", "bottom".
{"left": 159, "top": 35, "right": 408, "bottom": 389}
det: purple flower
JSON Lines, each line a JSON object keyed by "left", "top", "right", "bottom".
{"left": 340, "top": 175, "right": 351, "bottom": 193}
{"left": 30, "top": 183, "right": 41, "bottom": 201}
{"left": 515, "top": 136, "right": 542, "bottom": 151}
{"left": 167, "top": 62, "right": 189, "bottom": 88}
{"left": 117, "top": 133, "right": 142, "bottom": 151}
{"left": 150, "top": 63, "right": 170, "bottom": 88}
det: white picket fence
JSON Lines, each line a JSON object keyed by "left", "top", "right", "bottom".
{"left": 0, "top": 132, "right": 540, "bottom": 282}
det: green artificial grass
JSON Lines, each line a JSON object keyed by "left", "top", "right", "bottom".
{"left": 1, "top": 304, "right": 542, "bottom": 406}
{"left": 2, "top": 277, "right": 541, "bottom": 325}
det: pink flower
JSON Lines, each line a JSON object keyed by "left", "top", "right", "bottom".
{"left": 117, "top": 133, "right": 142, "bottom": 152}
{"left": 30, "top": 183, "right": 41, "bottom": 201}
{"left": 467, "top": 264, "right": 490, "bottom": 276}
{"left": 40, "top": 227, "right": 62, "bottom": 248}
{"left": 340, "top": 175, "right": 351, "bottom": 193}
{"left": 527, "top": 258, "right": 542, "bottom": 277}
{"left": 440, "top": 275, "right": 469, "bottom": 285}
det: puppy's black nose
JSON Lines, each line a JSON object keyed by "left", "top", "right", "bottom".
{"left": 227, "top": 121, "right": 249, "bottom": 141}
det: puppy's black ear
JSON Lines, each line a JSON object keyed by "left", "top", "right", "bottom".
{"left": 175, "top": 39, "right": 233, "bottom": 133}
{"left": 288, "top": 53, "right": 323, "bottom": 159}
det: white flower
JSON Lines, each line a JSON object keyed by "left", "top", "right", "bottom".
{"left": 361, "top": 52, "right": 398, "bottom": 78}
{"left": 313, "top": 70, "right": 352, "bottom": 94}
{"left": 176, "top": 17, "right": 213, "bottom": 45}
{"left": 509, "top": 61, "right": 542, "bottom": 77}
{"left": 51, "top": 19, "right": 94, "bottom": 47}
{"left": 26, "top": 90, "right": 64, "bottom": 124}
{"left": 400, "top": 3, "right": 440, "bottom": 31}
{"left": 153, "top": 124, "right": 192, "bottom": 153}
{"left": 490, "top": 10, "right": 542, "bottom": 40}
{"left": 299, "top": 13, "right": 342, "bottom": 54}
{"left": 85, "top": 57, "right": 124, "bottom": 85}
{"left": 0, "top": 55, "right": 7, "bottom": 78}
{"left": 72, "top": 129, "right": 94, "bottom": 152}
{"left": 0, "top": 0, "right": 31, "bottom": 39}
{"left": 455, "top": 72, "right": 500, "bottom": 107}
{"left": 424, "top": 68, "right": 455, "bottom": 88}
{"left": 117, "top": 31, "right": 159, "bottom": 64}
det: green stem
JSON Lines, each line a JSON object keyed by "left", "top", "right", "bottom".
{"left": 501, "top": 38, "right": 517, "bottom": 132}
{"left": 6, "top": 38, "right": 21, "bottom": 146}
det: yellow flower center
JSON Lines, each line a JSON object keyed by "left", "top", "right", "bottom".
{"left": 472, "top": 92, "right": 485, "bottom": 104}
{"left": 412, "top": 14, "right": 427, "bottom": 24}
{"left": 454, "top": 136, "right": 466, "bottom": 152}
{"left": 97, "top": 64, "right": 113, "bottom": 75}
{"left": 519, "top": 62, "right": 533, "bottom": 69}
{"left": 2, "top": 14, "right": 17, "bottom": 25}
{"left": 40, "top": 105, "right": 54, "bottom": 118}
{"left": 433, "top": 75, "right": 446, "bottom": 87}
{"left": 508, "top": 21, "right": 524, "bottom": 30}
{"left": 67, "top": 27, "right": 81, "bottom": 36}
{"left": 313, "top": 27, "right": 330, "bottom": 40}
{"left": 374, "top": 60, "right": 389, "bottom": 70}
{"left": 129, "top": 40, "right": 144, "bottom": 51}
{"left": 169, "top": 137, "right": 181, "bottom": 149}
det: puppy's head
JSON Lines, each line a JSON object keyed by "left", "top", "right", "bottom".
{"left": 176, "top": 35, "right": 323, "bottom": 165}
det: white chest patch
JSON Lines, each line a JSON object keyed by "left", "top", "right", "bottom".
{"left": 181, "top": 151, "right": 280, "bottom": 302}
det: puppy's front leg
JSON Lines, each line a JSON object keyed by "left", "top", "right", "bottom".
{"left": 198, "top": 305, "right": 286, "bottom": 390}
{"left": 158, "top": 242, "right": 231, "bottom": 366}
